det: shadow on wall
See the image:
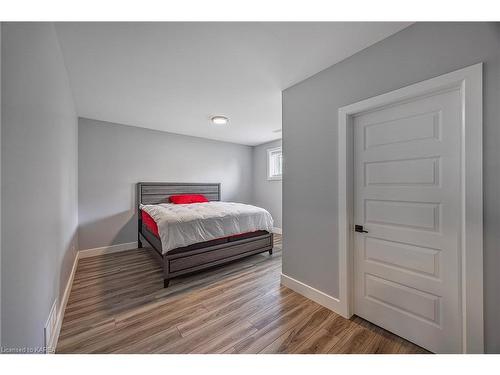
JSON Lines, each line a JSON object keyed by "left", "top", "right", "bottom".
{"left": 78, "top": 183, "right": 142, "bottom": 250}
{"left": 79, "top": 210, "right": 137, "bottom": 250}
{"left": 113, "top": 215, "right": 137, "bottom": 246}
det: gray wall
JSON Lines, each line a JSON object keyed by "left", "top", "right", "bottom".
{"left": 282, "top": 22, "right": 500, "bottom": 352}
{"left": 78, "top": 118, "right": 254, "bottom": 250}
{"left": 1, "top": 23, "right": 78, "bottom": 350}
{"left": 252, "top": 139, "right": 282, "bottom": 229}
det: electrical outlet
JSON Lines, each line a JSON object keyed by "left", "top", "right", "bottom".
{"left": 44, "top": 299, "right": 58, "bottom": 353}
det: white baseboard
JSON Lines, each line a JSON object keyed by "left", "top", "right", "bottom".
{"left": 49, "top": 250, "right": 80, "bottom": 353}
{"left": 280, "top": 273, "right": 345, "bottom": 316}
{"left": 79, "top": 241, "right": 138, "bottom": 259}
{"left": 272, "top": 227, "right": 282, "bottom": 235}
{"left": 44, "top": 299, "right": 58, "bottom": 353}
{"left": 50, "top": 241, "right": 139, "bottom": 351}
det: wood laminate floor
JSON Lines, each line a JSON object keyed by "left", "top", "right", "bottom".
{"left": 57, "top": 235, "right": 428, "bottom": 354}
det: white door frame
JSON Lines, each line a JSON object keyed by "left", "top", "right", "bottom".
{"left": 337, "top": 63, "right": 483, "bottom": 353}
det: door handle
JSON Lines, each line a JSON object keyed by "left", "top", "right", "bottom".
{"left": 355, "top": 225, "right": 368, "bottom": 233}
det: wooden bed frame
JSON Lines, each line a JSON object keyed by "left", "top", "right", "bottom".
{"left": 137, "top": 182, "right": 274, "bottom": 288}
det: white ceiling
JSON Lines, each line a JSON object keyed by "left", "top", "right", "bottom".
{"left": 55, "top": 22, "right": 411, "bottom": 146}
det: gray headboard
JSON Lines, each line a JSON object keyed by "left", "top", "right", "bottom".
{"left": 137, "top": 182, "right": 221, "bottom": 207}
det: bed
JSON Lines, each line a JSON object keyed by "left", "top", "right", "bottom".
{"left": 137, "top": 182, "right": 274, "bottom": 287}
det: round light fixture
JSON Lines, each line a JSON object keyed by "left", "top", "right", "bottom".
{"left": 211, "top": 115, "right": 229, "bottom": 125}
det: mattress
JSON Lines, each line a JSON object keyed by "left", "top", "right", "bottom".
{"left": 142, "top": 210, "right": 160, "bottom": 236}
{"left": 140, "top": 201, "right": 274, "bottom": 254}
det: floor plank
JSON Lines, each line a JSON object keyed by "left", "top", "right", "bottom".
{"left": 57, "top": 234, "right": 428, "bottom": 354}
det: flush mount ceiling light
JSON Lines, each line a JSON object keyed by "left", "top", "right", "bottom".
{"left": 210, "top": 116, "right": 229, "bottom": 125}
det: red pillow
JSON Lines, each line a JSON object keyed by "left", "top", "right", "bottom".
{"left": 169, "top": 194, "right": 209, "bottom": 204}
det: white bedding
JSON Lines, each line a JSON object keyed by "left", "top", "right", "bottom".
{"left": 140, "top": 201, "right": 274, "bottom": 253}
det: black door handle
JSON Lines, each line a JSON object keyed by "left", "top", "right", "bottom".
{"left": 355, "top": 225, "right": 368, "bottom": 233}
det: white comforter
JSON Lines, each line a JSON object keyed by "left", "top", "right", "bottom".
{"left": 140, "top": 202, "right": 274, "bottom": 253}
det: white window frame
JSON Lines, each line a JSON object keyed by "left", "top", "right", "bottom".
{"left": 267, "top": 146, "right": 283, "bottom": 181}
{"left": 337, "top": 63, "right": 483, "bottom": 353}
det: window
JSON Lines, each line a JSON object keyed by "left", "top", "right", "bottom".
{"left": 267, "top": 146, "right": 283, "bottom": 180}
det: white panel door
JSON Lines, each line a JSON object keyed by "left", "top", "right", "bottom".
{"left": 353, "top": 88, "right": 463, "bottom": 353}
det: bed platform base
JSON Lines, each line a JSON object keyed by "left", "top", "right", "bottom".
{"left": 137, "top": 182, "right": 274, "bottom": 288}
{"left": 139, "top": 226, "right": 273, "bottom": 288}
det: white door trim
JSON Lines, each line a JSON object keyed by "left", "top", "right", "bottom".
{"left": 337, "top": 63, "right": 483, "bottom": 353}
